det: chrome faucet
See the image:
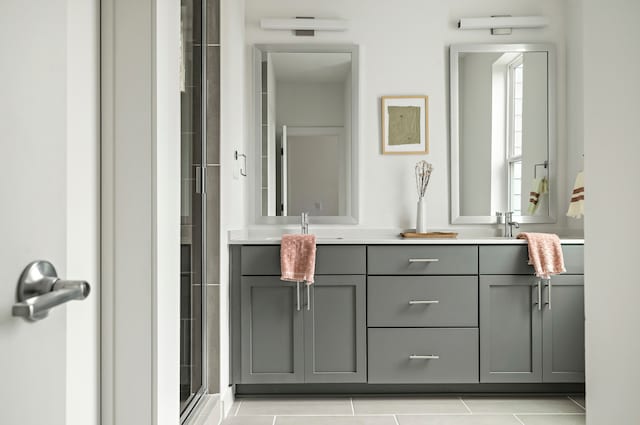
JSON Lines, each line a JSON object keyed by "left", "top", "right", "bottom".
{"left": 301, "top": 212, "right": 309, "bottom": 234}
{"left": 504, "top": 211, "right": 520, "bottom": 238}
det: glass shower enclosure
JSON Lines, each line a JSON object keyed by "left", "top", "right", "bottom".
{"left": 180, "top": 0, "right": 207, "bottom": 419}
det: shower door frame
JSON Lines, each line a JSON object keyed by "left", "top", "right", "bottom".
{"left": 180, "top": 0, "right": 209, "bottom": 420}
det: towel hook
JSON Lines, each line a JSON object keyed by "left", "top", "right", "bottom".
{"left": 235, "top": 151, "right": 247, "bottom": 177}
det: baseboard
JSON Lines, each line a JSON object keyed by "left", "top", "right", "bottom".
{"left": 220, "top": 386, "right": 235, "bottom": 421}
{"left": 235, "top": 383, "right": 585, "bottom": 396}
{"left": 184, "top": 394, "right": 221, "bottom": 425}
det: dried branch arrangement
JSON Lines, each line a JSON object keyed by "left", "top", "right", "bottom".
{"left": 415, "top": 160, "right": 433, "bottom": 198}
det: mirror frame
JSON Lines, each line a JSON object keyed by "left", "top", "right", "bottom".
{"left": 251, "top": 44, "right": 360, "bottom": 225}
{"left": 449, "top": 43, "right": 557, "bottom": 224}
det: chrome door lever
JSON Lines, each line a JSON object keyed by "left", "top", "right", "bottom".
{"left": 12, "top": 261, "right": 90, "bottom": 321}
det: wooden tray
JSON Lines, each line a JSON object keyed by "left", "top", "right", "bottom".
{"left": 400, "top": 231, "right": 459, "bottom": 239}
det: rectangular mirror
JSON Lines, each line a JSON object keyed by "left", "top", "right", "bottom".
{"left": 450, "top": 43, "right": 556, "bottom": 224}
{"left": 253, "top": 44, "right": 359, "bottom": 224}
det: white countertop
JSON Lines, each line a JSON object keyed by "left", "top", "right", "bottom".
{"left": 228, "top": 229, "right": 584, "bottom": 245}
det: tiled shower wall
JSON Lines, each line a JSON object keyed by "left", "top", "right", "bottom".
{"left": 206, "top": 0, "right": 221, "bottom": 394}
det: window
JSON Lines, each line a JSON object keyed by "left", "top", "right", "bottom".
{"left": 507, "top": 55, "right": 524, "bottom": 215}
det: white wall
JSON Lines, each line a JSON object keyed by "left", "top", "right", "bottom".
{"left": 459, "top": 53, "right": 498, "bottom": 216}
{"left": 564, "top": 0, "right": 584, "bottom": 235}
{"left": 276, "top": 82, "right": 345, "bottom": 127}
{"left": 343, "top": 74, "right": 352, "bottom": 215}
{"left": 521, "top": 52, "right": 549, "bottom": 215}
{"left": 287, "top": 133, "right": 341, "bottom": 216}
{"left": 219, "top": 0, "right": 247, "bottom": 415}
{"left": 66, "top": 0, "right": 100, "bottom": 424}
{"left": 101, "top": 0, "right": 180, "bottom": 424}
{"left": 266, "top": 54, "right": 277, "bottom": 214}
{"left": 583, "top": 0, "right": 640, "bottom": 423}
{"left": 245, "top": 0, "right": 576, "bottom": 232}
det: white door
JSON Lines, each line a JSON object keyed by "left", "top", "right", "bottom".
{"left": 0, "top": 1, "right": 99, "bottom": 425}
{"left": 285, "top": 127, "right": 344, "bottom": 216}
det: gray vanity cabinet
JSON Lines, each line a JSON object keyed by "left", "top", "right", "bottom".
{"left": 479, "top": 245, "right": 585, "bottom": 384}
{"left": 304, "top": 275, "right": 367, "bottom": 383}
{"left": 237, "top": 245, "right": 367, "bottom": 384}
{"left": 367, "top": 245, "right": 480, "bottom": 384}
{"left": 240, "top": 276, "right": 305, "bottom": 383}
{"left": 232, "top": 242, "right": 585, "bottom": 390}
{"left": 480, "top": 275, "right": 543, "bottom": 383}
{"left": 542, "top": 275, "right": 585, "bottom": 382}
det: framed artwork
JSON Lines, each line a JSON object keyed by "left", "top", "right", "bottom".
{"left": 381, "top": 95, "right": 429, "bottom": 154}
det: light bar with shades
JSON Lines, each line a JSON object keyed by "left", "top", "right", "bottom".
{"left": 260, "top": 17, "right": 349, "bottom": 36}
{"left": 458, "top": 16, "right": 549, "bottom": 35}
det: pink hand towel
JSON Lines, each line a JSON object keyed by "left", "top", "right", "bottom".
{"left": 516, "top": 232, "right": 566, "bottom": 279}
{"left": 280, "top": 234, "right": 317, "bottom": 284}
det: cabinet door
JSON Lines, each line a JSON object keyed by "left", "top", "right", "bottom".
{"left": 480, "top": 275, "right": 542, "bottom": 383}
{"left": 240, "top": 276, "right": 304, "bottom": 383}
{"left": 542, "top": 275, "right": 585, "bottom": 382}
{"left": 304, "top": 275, "right": 367, "bottom": 383}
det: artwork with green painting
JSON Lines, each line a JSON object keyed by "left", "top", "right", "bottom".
{"left": 388, "top": 106, "right": 420, "bottom": 145}
{"left": 381, "top": 95, "right": 429, "bottom": 154}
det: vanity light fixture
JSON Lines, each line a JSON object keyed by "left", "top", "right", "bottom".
{"left": 458, "top": 15, "right": 549, "bottom": 35}
{"left": 260, "top": 17, "right": 349, "bottom": 36}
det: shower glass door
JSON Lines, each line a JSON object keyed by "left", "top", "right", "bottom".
{"left": 180, "top": 0, "right": 206, "bottom": 419}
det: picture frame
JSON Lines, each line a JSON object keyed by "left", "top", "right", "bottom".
{"left": 381, "top": 95, "right": 429, "bottom": 154}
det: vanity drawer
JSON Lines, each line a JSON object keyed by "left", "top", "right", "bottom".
{"left": 241, "top": 245, "right": 366, "bottom": 275}
{"left": 367, "top": 245, "right": 478, "bottom": 275}
{"left": 479, "top": 245, "right": 584, "bottom": 275}
{"left": 368, "top": 328, "right": 479, "bottom": 384}
{"left": 368, "top": 276, "right": 478, "bottom": 327}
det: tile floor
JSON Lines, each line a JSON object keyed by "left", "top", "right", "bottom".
{"left": 222, "top": 395, "right": 585, "bottom": 425}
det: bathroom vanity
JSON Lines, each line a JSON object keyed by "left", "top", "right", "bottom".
{"left": 229, "top": 237, "right": 584, "bottom": 395}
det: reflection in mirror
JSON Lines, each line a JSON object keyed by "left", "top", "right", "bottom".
{"left": 254, "top": 45, "right": 358, "bottom": 224}
{"left": 450, "top": 44, "right": 556, "bottom": 224}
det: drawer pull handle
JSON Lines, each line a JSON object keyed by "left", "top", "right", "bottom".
{"left": 409, "top": 355, "right": 440, "bottom": 360}
{"left": 408, "top": 258, "right": 439, "bottom": 263}
{"left": 408, "top": 300, "right": 439, "bottom": 305}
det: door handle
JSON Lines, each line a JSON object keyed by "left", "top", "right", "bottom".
{"left": 12, "top": 261, "right": 90, "bottom": 322}
{"left": 545, "top": 280, "right": 552, "bottom": 310}
{"left": 532, "top": 280, "right": 541, "bottom": 311}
